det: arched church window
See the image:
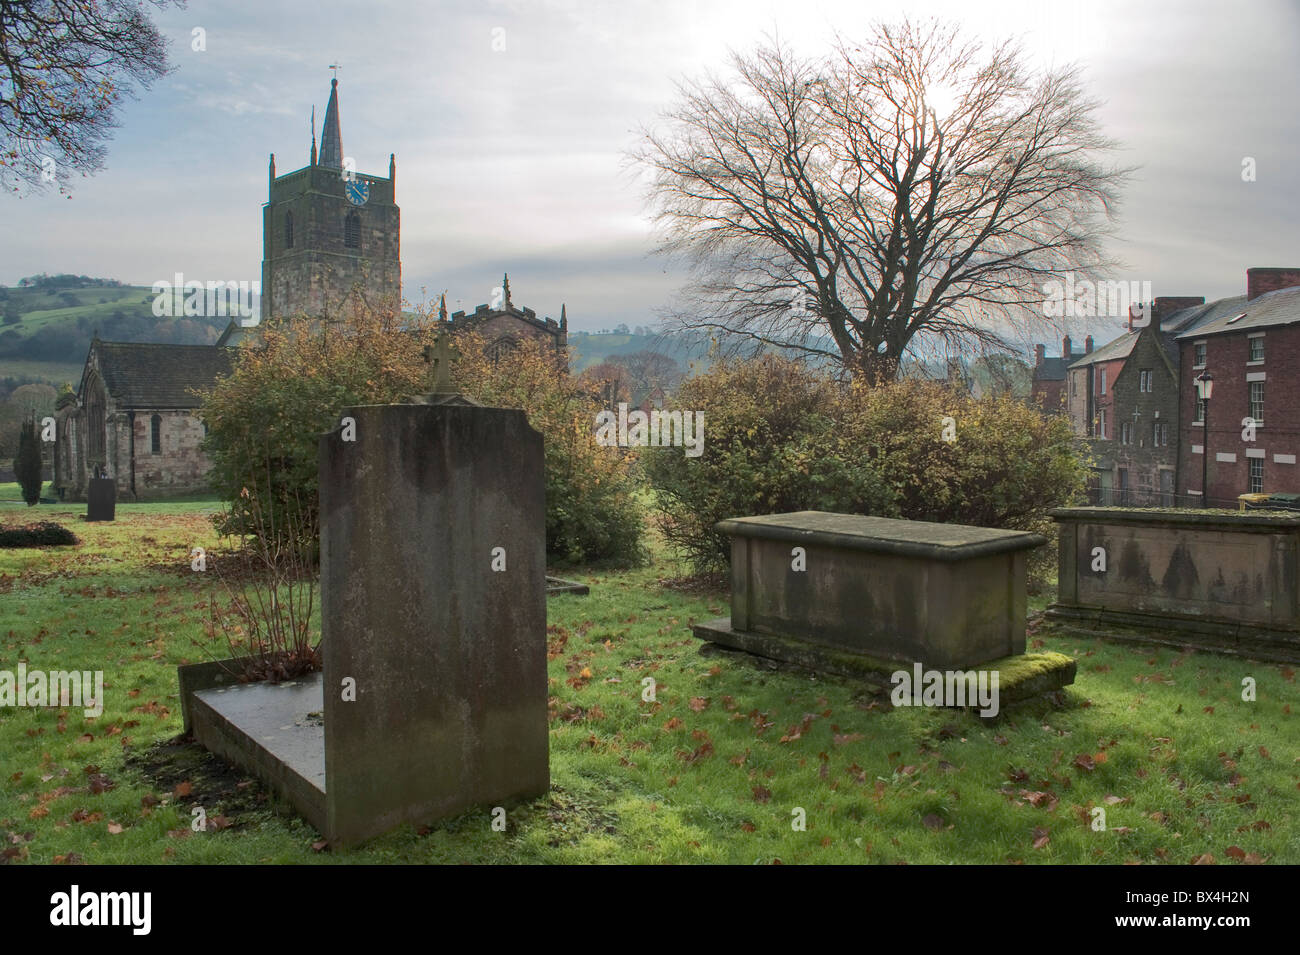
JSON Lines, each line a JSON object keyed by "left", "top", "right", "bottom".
{"left": 285, "top": 211, "right": 294, "bottom": 248}
{"left": 151, "top": 414, "right": 162, "bottom": 454}
{"left": 344, "top": 212, "right": 361, "bottom": 249}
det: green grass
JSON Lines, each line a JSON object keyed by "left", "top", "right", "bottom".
{"left": 0, "top": 501, "right": 1296, "bottom": 864}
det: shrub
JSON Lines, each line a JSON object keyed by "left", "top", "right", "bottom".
{"left": 13, "top": 418, "right": 42, "bottom": 506}
{"left": 642, "top": 354, "right": 898, "bottom": 571}
{"left": 201, "top": 302, "right": 645, "bottom": 566}
{"left": 455, "top": 333, "right": 647, "bottom": 565}
{"left": 0, "top": 521, "right": 79, "bottom": 547}
{"left": 644, "top": 356, "right": 1088, "bottom": 576}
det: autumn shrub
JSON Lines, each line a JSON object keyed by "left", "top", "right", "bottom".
{"left": 201, "top": 302, "right": 645, "bottom": 566}
{"left": 842, "top": 378, "right": 1089, "bottom": 588}
{"left": 643, "top": 355, "right": 1088, "bottom": 577}
{"left": 642, "top": 354, "right": 898, "bottom": 571}
{"left": 200, "top": 302, "right": 431, "bottom": 549}
{"left": 455, "top": 333, "right": 647, "bottom": 566}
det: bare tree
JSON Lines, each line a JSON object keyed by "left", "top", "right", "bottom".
{"left": 0, "top": 0, "right": 182, "bottom": 196}
{"left": 634, "top": 18, "right": 1132, "bottom": 383}
{"left": 610, "top": 350, "right": 684, "bottom": 403}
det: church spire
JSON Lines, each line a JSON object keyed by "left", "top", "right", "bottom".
{"left": 560, "top": 303, "right": 567, "bottom": 332}
{"left": 502, "top": 272, "right": 512, "bottom": 309}
{"left": 438, "top": 292, "right": 448, "bottom": 324}
{"left": 318, "top": 78, "right": 343, "bottom": 170}
{"left": 309, "top": 105, "right": 316, "bottom": 166}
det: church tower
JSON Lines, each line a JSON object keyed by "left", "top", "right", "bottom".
{"left": 261, "top": 77, "right": 401, "bottom": 321}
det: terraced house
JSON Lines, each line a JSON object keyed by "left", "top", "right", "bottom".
{"left": 1175, "top": 269, "right": 1300, "bottom": 506}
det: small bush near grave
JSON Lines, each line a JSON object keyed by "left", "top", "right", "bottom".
{"left": 644, "top": 355, "right": 1087, "bottom": 575}
{"left": 201, "top": 301, "right": 646, "bottom": 567}
{"left": 0, "top": 521, "right": 80, "bottom": 547}
{"left": 642, "top": 354, "right": 898, "bottom": 570}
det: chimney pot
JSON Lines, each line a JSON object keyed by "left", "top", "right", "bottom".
{"left": 1034, "top": 344, "right": 1046, "bottom": 366}
{"left": 1085, "top": 335, "right": 1094, "bottom": 353}
{"left": 1062, "top": 335, "right": 1072, "bottom": 358}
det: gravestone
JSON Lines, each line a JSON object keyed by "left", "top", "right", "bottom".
{"left": 181, "top": 346, "right": 550, "bottom": 845}
{"left": 318, "top": 398, "right": 549, "bottom": 843}
{"left": 86, "top": 477, "right": 115, "bottom": 522}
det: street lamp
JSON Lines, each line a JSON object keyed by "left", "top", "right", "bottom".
{"left": 1195, "top": 371, "right": 1214, "bottom": 508}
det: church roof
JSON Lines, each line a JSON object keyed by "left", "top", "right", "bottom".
{"left": 318, "top": 78, "right": 343, "bottom": 170}
{"left": 85, "top": 341, "right": 234, "bottom": 409}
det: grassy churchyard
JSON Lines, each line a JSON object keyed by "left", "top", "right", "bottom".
{"left": 1, "top": 487, "right": 1295, "bottom": 865}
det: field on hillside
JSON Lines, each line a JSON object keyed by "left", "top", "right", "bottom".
{"left": 0, "top": 496, "right": 1296, "bottom": 864}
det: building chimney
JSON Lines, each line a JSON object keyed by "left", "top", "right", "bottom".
{"left": 1247, "top": 268, "right": 1300, "bottom": 301}
{"left": 1062, "top": 335, "right": 1072, "bottom": 358}
{"left": 1154, "top": 296, "right": 1205, "bottom": 322}
{"left": 1034, "top": 343, "right": 1045, "bottom": 366}
{"left": 1085, "top": 335, "right": 1094, "bottom": 353}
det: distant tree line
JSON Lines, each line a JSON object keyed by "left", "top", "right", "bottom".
{"left": 10, "top": 274, "right": 125, "bottom": 290}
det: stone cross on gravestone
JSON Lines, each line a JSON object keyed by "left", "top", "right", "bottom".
{"left": 422, "top": 335, "right": 460, "bottom": 394}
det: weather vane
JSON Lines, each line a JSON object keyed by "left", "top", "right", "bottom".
{"left": 329, "top": 63, "right": 342, "bottom": 80}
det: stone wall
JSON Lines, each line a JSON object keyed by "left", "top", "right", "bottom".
{"left": 1050, "top": 507, "right": 1300, "bottom": 656}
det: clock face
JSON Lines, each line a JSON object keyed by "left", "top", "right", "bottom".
{"left": 345, "top": 179, "right": 370, "bottom": 206}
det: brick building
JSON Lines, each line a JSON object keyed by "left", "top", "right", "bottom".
{"left": 1176, "top": 269, "right": 1300, "bottom": 506}
{"left": 1062, "top": 299, "right": 1205, "bottom": 503}
{"left": 54, "top": 339, "right": 233, "bottom": 501}
{"left": 1030, "top": 336, "right": 1087, "bottom": 413}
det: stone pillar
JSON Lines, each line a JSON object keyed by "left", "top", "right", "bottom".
{"left": 319, "top": 402, "right": 548, "bottom": 846}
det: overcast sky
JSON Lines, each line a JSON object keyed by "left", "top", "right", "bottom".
{"left": 4, "top": 0, "right": 1298, "bottom": 345}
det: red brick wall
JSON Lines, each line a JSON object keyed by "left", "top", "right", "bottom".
{"left": 1179, "top": 325, "right": 1300, "bottom": 503}
{"left": 1031, "top": 378, "right": 1066, "bottom": 414}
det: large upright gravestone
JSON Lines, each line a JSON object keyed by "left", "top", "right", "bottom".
{"left": 318, "top": 399, "right": 550, "bottom": 845}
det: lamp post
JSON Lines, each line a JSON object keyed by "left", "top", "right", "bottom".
{"left": 1195, "top": 371, "right": 1214, "bottom": 508}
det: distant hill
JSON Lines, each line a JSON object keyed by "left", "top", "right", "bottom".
{"left": 0, "top": 275, "right": 227, "bottom": 388}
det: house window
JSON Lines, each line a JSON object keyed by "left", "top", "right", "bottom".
{"left": 1121, "top": 421, "right": 1132, "bottom": 445}
{"left": 1194, "top": 342, "right": 1207, "bottom": 367}
{"left": 344, "top": 212, "right": 361, "bottom": 249}
{"left": 1100, "top": 370, "right": 1107, "bottom": 396}
{"left": 1250, "top": 381, "right": 1264, "bottom": 422}
{"left": 1152, "top": 422, "right": 1168, "bottom": 446}
{"left": 1195, "top": 397, "right": 1206, "bottom": 424}
{"left": 1140, "top": 369, "right": 1153, "bottom": 393}
{"left": 1250, "top": 458, "right": 1264, "bottom": 494}
{"left": 150, "top": 414, "right": 162, "bottom": 454}
{"left": 285, "top": 211, "right": 294, "bottom": 248}
{"left": 1249, "top": 337, "right": 1264, "bottom": 362}
{"left": 1098, "top": 409, "right": 1107, "bottom": 439}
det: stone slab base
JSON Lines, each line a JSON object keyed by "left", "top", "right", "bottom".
{"left": 692, "top": 618, "right": 1076, "bottom": 707}
{"left": 187, "top": 672, "right": 327, "bottom": 835}
{"left": 546, "top": 576, "right": 590, "bottom": 596}
{"left": 1044, "top": 605, "right": 1300, "bottom": 664}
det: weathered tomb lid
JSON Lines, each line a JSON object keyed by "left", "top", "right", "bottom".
{"left": 714, "top": 510, "right": 1045, "bottom": 561}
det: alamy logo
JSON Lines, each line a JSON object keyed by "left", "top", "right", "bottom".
{"left": 0, "top": 664, "right": 103, "bottom": 718}
{"left": 594, "top": 402, "right": 704, "bottom": 458}
{"left": 151, "top": 272, "right": 260, "bottom": 325}
{"left": 890, "top": 663, "right": 1000, "bottom": 717}
{"left": 49, "top": 886, "right": 151, "bottom": 935}
{"left": 1041, "top": 272, "right": 1152, "bottom": 319}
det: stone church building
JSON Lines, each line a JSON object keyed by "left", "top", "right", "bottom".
{"left": 55, "top": 76, "right": 568, "bottom": 500}
{"left": 54, "top": 339, "right": 233, "bottom": 500}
